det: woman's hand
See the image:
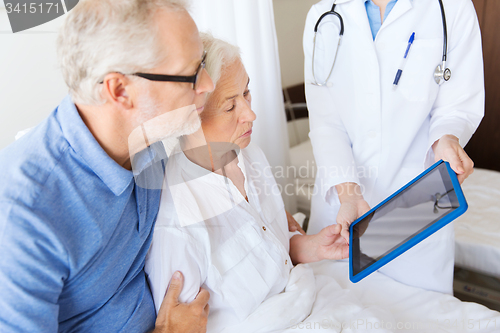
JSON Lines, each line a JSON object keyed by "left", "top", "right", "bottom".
{"left": 312, "top": 224, "right": 349, "bottom": 261}
{"left": 432, "top": 135, "right": 474, "bottom": 184}
{"left": 289, "top": 224, "right": 348, "bottom": 264}
{"left": 286, "top": 211, "right": 306, "bottom": 235}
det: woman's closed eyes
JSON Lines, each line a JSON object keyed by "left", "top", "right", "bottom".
{"left": 225, "top": 88, "right": 251, "bottom": 113}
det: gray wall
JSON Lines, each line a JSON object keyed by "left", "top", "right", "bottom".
{"left": 273, "top": 0, "right": 317, "bottom": 88}
{"left": 0, "top": 8, "right": 67, "bottom": 151}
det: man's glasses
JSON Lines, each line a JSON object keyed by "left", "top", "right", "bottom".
{"left": 99, "top": 51, "right": 207, "bottom": 90}
{"left": 132, "top": 51, "right": 207, "bottom": 90}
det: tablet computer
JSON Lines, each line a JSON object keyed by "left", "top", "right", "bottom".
{"left": 349, "top": 160, "right": 467, "bottom": 283}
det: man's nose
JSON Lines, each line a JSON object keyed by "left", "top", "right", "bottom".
{"left": 196, "top": 68, "right": 214, "bottom": 94}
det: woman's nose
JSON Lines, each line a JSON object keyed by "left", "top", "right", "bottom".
{"left": 240, "top": 100, "right": 256, "bottom": 123}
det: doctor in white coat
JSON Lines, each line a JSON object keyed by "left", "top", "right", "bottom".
{"left": 303, "top": 0, "right": 484, "bottom": 293}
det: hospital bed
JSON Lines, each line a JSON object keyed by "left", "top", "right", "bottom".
{"left": 288, "top": 135, "right": 500, "bottom": 311}
{"left": 453, "top": 168, "right": 500, "bottom": 311}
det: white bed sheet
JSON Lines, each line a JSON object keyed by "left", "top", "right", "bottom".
{"left": 455, "top": 168, "right": 500, "bottom": 277}
{"left": 226, "top": 261, "right": 500, "bottom": 332}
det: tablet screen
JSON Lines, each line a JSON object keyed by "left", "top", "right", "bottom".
{"left": 351, "top": 162, "right": 460, "bottom": 278}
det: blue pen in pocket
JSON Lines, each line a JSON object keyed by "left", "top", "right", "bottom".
{"left": 393, "top": 32, "right": 415, "bottom": 88}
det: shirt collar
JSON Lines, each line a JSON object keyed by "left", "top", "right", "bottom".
{"left": 56, "top": 95, "right": 134, "bottom": 196}
{"left": 132, "top": 143, "right": 161, "bottom": 176}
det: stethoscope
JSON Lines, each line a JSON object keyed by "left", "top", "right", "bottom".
{"left": 311, "top": 0, "right": 451, "bottom": 87}
{"left": 433, "top": 189, "right": 456, "bottom": 213}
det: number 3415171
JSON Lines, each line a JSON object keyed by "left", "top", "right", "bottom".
{"left": 5, "top": 2, "right": 60, "bottom": 14}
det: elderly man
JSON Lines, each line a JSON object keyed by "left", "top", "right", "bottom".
{"left": 0, "top": 0, "right": 214, "bottom": 332}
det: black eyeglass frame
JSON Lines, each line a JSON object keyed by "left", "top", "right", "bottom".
{"left": 132, "top": 51, "right": 207, "bottom": 90}
{"left": 99, "top": 51, "right": 207, "bottom": 89}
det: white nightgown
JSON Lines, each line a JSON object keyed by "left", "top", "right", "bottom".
{"left": 145, "top": 142, "right": 297, "bottom": 332}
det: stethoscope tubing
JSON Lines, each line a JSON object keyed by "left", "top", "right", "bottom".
{"left": 311, "top": 3, "right": 343, "bottom": 86}
{"left": 438, "top": 0, "right": 448, "bottom": 62}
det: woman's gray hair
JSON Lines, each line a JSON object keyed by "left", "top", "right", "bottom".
{"left": 57, "top": 0, "right": 187, "bottom": 105}
{"left": 200, "top": 33, "right": 241, "bottom": 91}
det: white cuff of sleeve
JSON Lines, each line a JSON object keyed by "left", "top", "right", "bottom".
{"left": 425, "top": 126, "right": 467, "bottom": 169}
{"left": 424, "top": 144, "right": 437, "bottom": 169}
{"left": 325, "top": 186, "right": 341, "bottom": 206}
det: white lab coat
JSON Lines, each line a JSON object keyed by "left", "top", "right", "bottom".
{"left": 303, "top": 0, "right": 484, "bottom": 293}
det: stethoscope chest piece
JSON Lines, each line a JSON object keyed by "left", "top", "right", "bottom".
{"left": 434, "top": 62, "right": 452, "bottom": 85}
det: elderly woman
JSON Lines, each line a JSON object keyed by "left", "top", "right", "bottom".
{"left": 145, "top": 34, "right": 349, "bottom": 332}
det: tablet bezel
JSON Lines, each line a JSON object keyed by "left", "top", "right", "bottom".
{"left": 349, "top": 160, "right": 468, "bottom": 283}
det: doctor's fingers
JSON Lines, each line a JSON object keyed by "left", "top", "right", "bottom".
{"left": 336, "top": 204, "right": 357, "bottom": 243}
{"left": 457, "top": 149, "right": 474, "bottom": 184}
{"left": 444, "top": 146, "right": 474, "bottom": 184}
{"left": 445, "top": 148, "right": 465, "bottom": 174}
{"left": 339, "top": 223, "right": 350, "bottom": 245}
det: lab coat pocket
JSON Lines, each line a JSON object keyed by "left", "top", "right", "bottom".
{"left": 398, "top": 38, "right": 442, "bottom": 102}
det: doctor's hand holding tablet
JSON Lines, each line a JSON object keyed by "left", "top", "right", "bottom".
{"left": 304, "top": 0, "right": 483, "bottom": 293}
{"left": 336, "top": 132, "right": 474, "bottom": 247}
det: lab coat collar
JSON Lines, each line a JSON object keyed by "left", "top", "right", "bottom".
{"left": 334, "top": 0, "right": 413, "bottom": 12}
{"left": 380, "top": 0, "right": 413, "bottom": 31}
{"left": 334, "top": 0, "right": 413, "bottom": 5}
{"left": 337, "top": 0, "right": 373, "bottom": 44}
{"left": 335, "top": 0, "right": 413, "bottom": 41}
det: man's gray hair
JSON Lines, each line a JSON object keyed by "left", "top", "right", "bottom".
{"left": 200, "top": 33, "right": 241, "bottom": 91}
{"left": 57, "top": 0, "right": 188, "bottom": 105}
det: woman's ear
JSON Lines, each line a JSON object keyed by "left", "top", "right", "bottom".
{"left": 101, "top": 73, "right": 133, "bottom": 109}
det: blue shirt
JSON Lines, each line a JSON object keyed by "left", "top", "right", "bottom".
{"left": 365, "top": 0, "right": 398, "bottom": 40}
{"left": 0, "top": 95, "right": 164, "bottom": 332}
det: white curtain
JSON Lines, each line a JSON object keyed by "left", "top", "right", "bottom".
{"left": 190, "top": 0, "right": 296, "bottom": 212}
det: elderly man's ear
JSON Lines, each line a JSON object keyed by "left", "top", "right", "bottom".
{"left": 101, "top": 73, "right": 135, "bottom": 109}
